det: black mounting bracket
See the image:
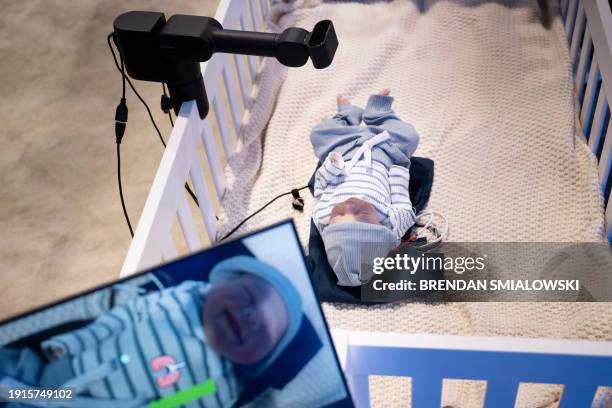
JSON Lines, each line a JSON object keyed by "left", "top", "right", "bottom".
{"left": 112, "top": 11, "right": 338, "bottom": 119}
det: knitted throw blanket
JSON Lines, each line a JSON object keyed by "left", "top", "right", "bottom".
{"left": 217, "top": 1, "right": 609, "bottom": 406}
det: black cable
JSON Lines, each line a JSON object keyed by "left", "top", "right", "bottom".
{"left": 220, "top": 185, "right": 309, "bottom": 241}
{"left": 108, "top": 33, "right": 199, "bottom": 208}
{"left": 162, "top": 83, "right": 174, "bottom": 127}
{"left": 117, "top": 139, "right": 134, "bottom": 238}
{"left": 107, "top": 33, "right": 167, "bottom": 147}
{"left": 109, "top": 34, "right": 133, "bottom": 238}
{"left": 109, "top": 32, "right": 299, "bottom": 238}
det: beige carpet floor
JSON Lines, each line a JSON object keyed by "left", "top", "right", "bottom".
{"left": 0, "top": 0, "right": 219, "bottom": 320}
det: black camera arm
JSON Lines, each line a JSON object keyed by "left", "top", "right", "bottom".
{"left": 113, "top": 11, "right": 338, "bottom": 119}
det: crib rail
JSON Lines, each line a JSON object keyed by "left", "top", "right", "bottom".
{"left": 333, "top": 331, "right": 612, "bottom": 408}
{"left": 120, "top": 0, "right": 270, "bottom": 277}
{"left": 562, "top": 0, "right": 612, "bottom": 241}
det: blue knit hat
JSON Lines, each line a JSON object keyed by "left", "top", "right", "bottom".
{"left": 209, "top": 256, "right": 303, "bottom": 375}
{"left": 321, "top": 222, "right": 399, "bottom": 286}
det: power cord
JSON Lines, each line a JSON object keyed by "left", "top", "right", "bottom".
{"left": 113, "top": 39, "right": 132, "bottom": 237}
{"left": 108, "top": 33, "right": 199, "bottom": 237}
{"left": 109, "top": 33, "right": 307, "bottom": 242}
{"left": 220, "top": 186, "right": 308, "bottom": 241}
{"left": 409, "top": 210, "right": 449, "bottom": 252}
{"left": 161, "top": 83, "right": 174, "bottom": 127}
{"left": 107, "top": 34, "right": 167, "bottom": 147}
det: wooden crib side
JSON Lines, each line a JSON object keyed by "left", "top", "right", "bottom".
{"left": 333, "top": 330, "right": 612, "bottom": 408}
{"left": 120, "top": 0, "right": 271, "bottom": 277}
{"left": 562, "top": 0, "right": 612, "bottom": 241}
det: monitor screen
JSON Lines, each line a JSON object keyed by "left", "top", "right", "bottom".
{"left": 0, "top": 220, "right": 352, "bottom": 408}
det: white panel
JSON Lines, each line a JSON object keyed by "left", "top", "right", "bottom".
{"left": 575, "top": 28, "right": 592, "bottom": 102}
{"left": 569, "top": 2, "right": 585, "bottom": 67}
{"left": 564, "top": 0, "right": 578, "bottom": 40}
{"left": 212, "top": 95, "right": 234, "bottom": 159}
{"left": 177, "top": 193, "right": 203, "bottom": 252}
{"left": 201, "top": 117, "right": 225, "bottom": 198}
{"left": 580, "top": 58, "right": 599, "bottom": 128}
{"left": 588, "top": 92, "right": 608, "bottom": 153}
{"left": 222, "top": 58, "right": 243, "bottom": 136}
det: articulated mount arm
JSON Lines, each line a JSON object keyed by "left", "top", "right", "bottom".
{"left": 113, "top": 11, "right": 338, "bottom": 119}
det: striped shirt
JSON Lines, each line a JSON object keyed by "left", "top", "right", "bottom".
{"left": 42, "top": 281, "right": 239, "bottom": 408}
{"left": 313, "top": 152, "right": 416, "bottom": 241}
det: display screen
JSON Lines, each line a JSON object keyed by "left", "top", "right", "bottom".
{"left": 0, "top": 221, "right": 352, "bottom": 407}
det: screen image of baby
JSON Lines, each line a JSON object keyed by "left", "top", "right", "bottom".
{"left": 0, "top": 255, "right": 305, "bottom": 408}
{"left": 204, "top": 255, "right": 304, "bottom": 373}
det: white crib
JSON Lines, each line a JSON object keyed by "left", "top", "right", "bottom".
{"left": 116, "top": 0, "right": 612, "bottom": 406}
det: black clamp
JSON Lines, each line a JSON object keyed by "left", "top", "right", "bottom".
{"left": 291, "top": 189, "right": 304, "bottom": 212}
{"left": 160, "top": 94, "right": 172, "bottom": 114}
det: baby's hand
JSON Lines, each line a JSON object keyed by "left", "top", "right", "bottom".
{"left": 337, "top": 94, "right": 350, "bottom": 106}
{"left": 378, "top": 88, "right": 391, "bottom": 96}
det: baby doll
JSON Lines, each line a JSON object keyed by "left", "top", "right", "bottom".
{"left": 0, "top": 256, "right": 302, "bottom": 408}
{"left": 311, "top": 89, "right": 420, "bottom": 286}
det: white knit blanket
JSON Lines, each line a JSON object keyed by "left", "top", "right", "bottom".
{"left": 218, "top": 1, "right": 609, "bottom": 406}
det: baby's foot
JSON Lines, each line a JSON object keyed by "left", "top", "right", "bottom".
{"left": 378, "top": 88, "right": 391, "bottom": 96}
{"left": 337, "top": 94, "right": 350, "bottom": 106}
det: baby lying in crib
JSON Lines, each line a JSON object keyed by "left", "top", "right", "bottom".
{"left": 311, "top": 89, "right": 420, "bottom": 286}
{"left": 0, "top": 256, "right": 302, "bottom": 407}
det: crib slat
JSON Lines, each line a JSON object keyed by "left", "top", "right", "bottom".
{"left": 347, "top": 374, "right": 370, "bottom": 408}
{"left": 249, "top": 0, "right": 263, "bottom": 32}
{"left": 483, "top": 381, "right": 518, "bottom": 408}
{"left": 222, "top": 59, "right": 243, "bottom": 136}
{"left": 411, "top": 376, "right": 442, "bottom": 408}
{"left": 188, "top": 144, "right": 218, "bottom": 243}
{"left": 564, "top": 0, "right": 578, "bottom": 40}
{"left": 598, "top": 123, "right": 612, "bottom": 192}
{"left": 234, "top": 54, "right": 251, "bottom": 107}
{"left": 201, "top": 117, "right": 225, "bottom": 198}
{"left": 163, "top": 235, "right": 178, "bottom": 262}
{"left": 588, "top": 92, "right": 608, "bottom": 153}
{"left": 212, "top": 96, "right": 234, "bottom": 159}
{"left": 606, "top": 197, "right": 612, "bottom": 242}
{"left": 560, "top": 0, "right": 569, "bottom": 21}
{"left": 177, "top": 193, "right": 203, "bottom": 252}
{"left": 240, "top": 14, "right": 258, "bottom": 81}
{"left": 580, "top": 57, "right": 600, "bottom": 130}
{"left": 559, "top": 384, "right": 600, "bottom": 407}
{"left": 575, "top": 28, "right": 592, "bottom": 102}
{"left": 261, "top": 0, "right": 269, "bottom": 18}
{"left": 569, "top": 2, "right": 585, "bottom": 68}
